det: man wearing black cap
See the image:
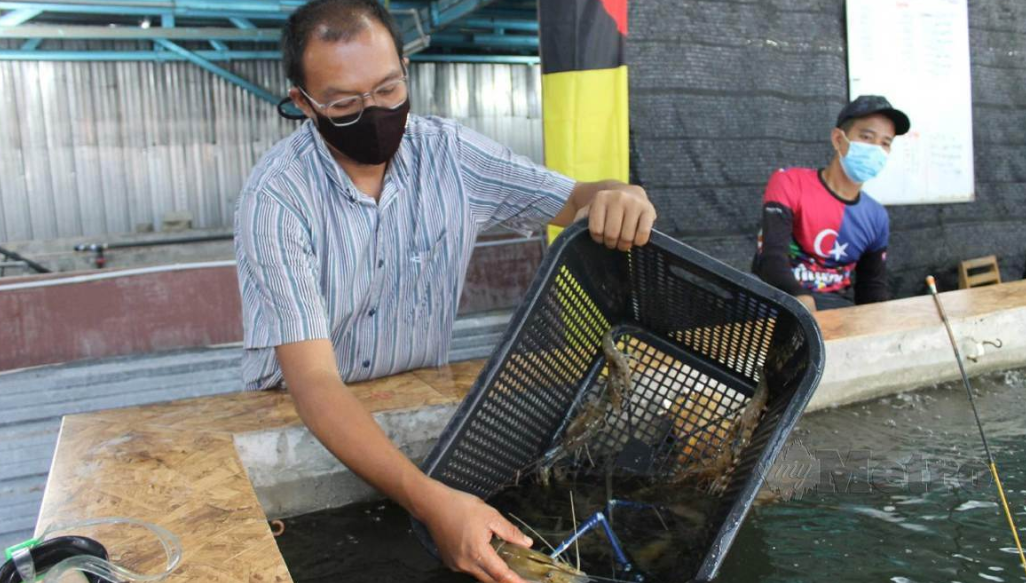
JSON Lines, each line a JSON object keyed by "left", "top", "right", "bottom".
{"left": 752, "top": 95, "right": 911, "bottom": 311}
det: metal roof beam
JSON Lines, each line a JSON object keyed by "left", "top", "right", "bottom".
{"left": 430, "top": 31, "right": 536, "bottom": 49}
{"left": 0, "top": 48, "right": 540, "bottom": 64}
{"left": 410, "top": 53, "right": 537, "bottom": 64}
{"left": 0, "top": 24, "right": 281, "bottom": 40}
{"left": 0, "top": 1, "right": 423, "bottom": 19}
{"left": 399, "top": 0, "right": 502, "bottom": 47}
{"left": 0, "top": 0, "right": 540, "bottom": 55}
{"left": 0, "top": 2, "right": 292, "bottom": 20}
{"left": 458, "top": 18, "right": 536, "bottom": 32}
{"left": 228, "top": 16, "right": 254, "bottom": 29}
{"left": 429, "top": 0, "right": 498, "bottom": 27}
{"left": 153, "top": 39, "right": 278, "bottom": 103}
{"left": 2, "top": 0, "right": 306, "bottom": 12}
{"left": 472, "top": 8, "right": 537, "bottom": 19}
{"left": 0, "top": 7, "right": 41, "bottom": 25}
{"left": 396, "top": 0, "right": 543, "bottom": 54}
{"left": 0, "top": 48, "right": 279, "bottom": 59}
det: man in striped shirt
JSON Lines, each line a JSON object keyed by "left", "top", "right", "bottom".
{"left": 234, "top": 1, "right": 656, "bottom": 581}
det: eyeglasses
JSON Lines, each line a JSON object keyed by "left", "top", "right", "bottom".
{"left": 298, "top": 71, "right": 409, "bottom": 127}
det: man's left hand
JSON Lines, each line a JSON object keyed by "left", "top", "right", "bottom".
{"left": 573, "top": 184, "right": 657, "bottom": 251}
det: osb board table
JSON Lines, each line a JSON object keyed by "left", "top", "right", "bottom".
{"left": 35, "top": 280, "right": 1026, "bottom": 582}
{"left": 36, "top": 362, "right": 483, "bottom": 583}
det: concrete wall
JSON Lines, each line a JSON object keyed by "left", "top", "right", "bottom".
{"left": 808, "top": 305, "right": 1026, "bottom": 411}
{"left": 628, "top": 0, "right": 1026, "bottom": 297}
{"left": 0, "top": 235, "right": 541, "bottom": 371}
{"left": 234, "top": 404, "right": 458, "bottom": 518}
{"left": 230, "top": 293, "right": 1026, "bottom": 519}
{"left": 0, "top": 263, "right": 242, "bottom": 371}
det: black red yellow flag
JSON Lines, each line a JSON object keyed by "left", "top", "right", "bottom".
{"left": 539, "top": 0, "right": 629, "bottom": 184}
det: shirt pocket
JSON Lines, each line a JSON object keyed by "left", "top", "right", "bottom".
{"left": 406, "top": 228, "right": 448, "bottom": 325}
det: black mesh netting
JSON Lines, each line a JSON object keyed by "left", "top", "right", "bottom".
{"left": 627, "top": 0, "right": 1026, "bottom": 296}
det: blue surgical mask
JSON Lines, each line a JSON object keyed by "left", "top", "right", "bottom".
{"left": 839, "top": 134, "right": 888, "bottom": 183}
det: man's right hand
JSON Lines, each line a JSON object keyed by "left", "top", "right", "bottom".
{"left": 277, "top": 340, "right": 532, "bottom": 583}
{"left": 414, "top": 480, "right": 533, "bottom": 583}
{"left": 798, "top": 294, "right": 817, "bottom": 313}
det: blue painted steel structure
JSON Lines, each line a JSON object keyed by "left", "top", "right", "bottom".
{"left": 0, "top": 7, "right": 39, "bottom": 25}
{"left": 0, "top": 49, "right": 539, "bottom": 63}
{"left": 154, "top": 38, "right": 281, "bottom": 103}
{"left": 0, "top": 0, "right": 539, "bottom": 101}
{"left": 0, "top": 1, "right": 538, "bottom": 46}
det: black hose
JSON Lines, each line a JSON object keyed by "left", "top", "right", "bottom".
{"left": 74, "top": 234, "right": 234, "bottom": 252}
{"left": 0, "top": 536, "right": 108, "bottom": 583}
{"left": 0, "top": 246, "right": 50, "bottom": 274}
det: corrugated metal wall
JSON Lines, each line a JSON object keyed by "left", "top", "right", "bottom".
{"left": 0, "top": 45, "right": 543, "bottom": 242}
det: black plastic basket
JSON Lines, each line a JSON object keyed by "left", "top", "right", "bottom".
{"left": 416, "top": 221, "right": 825, "bottom": 582}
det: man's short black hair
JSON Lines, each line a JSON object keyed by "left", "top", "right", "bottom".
{"left": 838, "top": 118, "right": 857, "bottom": 133}
{"left": 282, "top": 0, "right": 404, "bottom": 89}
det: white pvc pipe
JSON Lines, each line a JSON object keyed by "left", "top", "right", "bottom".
{"left": 0, "top": 260, "right": 236, "bottom": 292}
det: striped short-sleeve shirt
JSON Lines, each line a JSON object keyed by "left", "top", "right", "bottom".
{"left": 234, "top": 115, "right": 575, "bottom": 391}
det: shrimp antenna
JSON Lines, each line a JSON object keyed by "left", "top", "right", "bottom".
{"left": 507, "top": 513, "right": 557, "bottom": 555}
{"left": 570, "top": 490, "right": 581, "bottom": 571}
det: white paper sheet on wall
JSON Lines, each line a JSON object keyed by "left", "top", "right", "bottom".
{"left": 846, "top": 0, "right": 975, "bottom": 205}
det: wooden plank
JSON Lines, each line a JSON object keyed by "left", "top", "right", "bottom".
{"left": 967, "top": 272, "right": 1001, "bottom": 287}
{"left": 962, "top": 255, "right": 998, "bottom": 269}
{"left": 959, "top": 255, "right": 1000, "bottom": 289}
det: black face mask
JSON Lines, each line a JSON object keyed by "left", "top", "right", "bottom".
{"left": 311, "top": 100, "right": 410, "bottom": 166}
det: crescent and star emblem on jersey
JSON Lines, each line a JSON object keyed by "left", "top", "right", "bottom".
{"left": 813, "top": 229, "right": 849, "bottom": 262}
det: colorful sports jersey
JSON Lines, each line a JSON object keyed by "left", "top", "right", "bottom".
{"left": 754, "top": 167, "right": 889, "bottom": 301}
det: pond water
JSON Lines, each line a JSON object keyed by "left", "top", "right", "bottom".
{"left": 275, "top": 368, "right": 1026, "bottom": 583}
